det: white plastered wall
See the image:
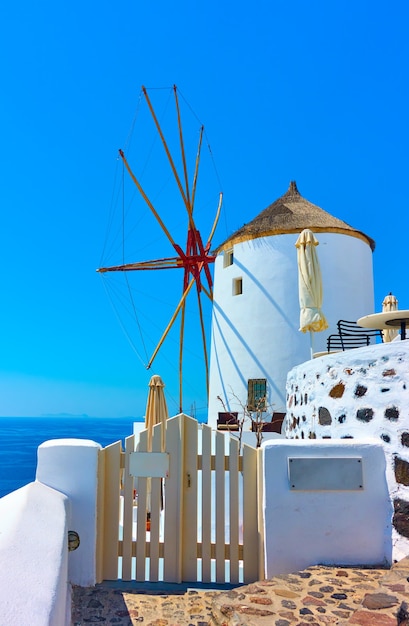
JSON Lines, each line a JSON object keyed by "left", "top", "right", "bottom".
{"left": 36, "top": 438, "right": 101, "bottom": 586}
{"left": 208, "top": 232, "right": 374, "bottom": 427}
{"left": 0, "top": 482, "right": 70, "bottom": 626}
{"left": 262, "top": 438, "right": 392, "bottom": 577}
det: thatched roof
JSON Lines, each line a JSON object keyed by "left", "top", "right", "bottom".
{"left": 217, "top": 181, "right": 375, "bottom": 251}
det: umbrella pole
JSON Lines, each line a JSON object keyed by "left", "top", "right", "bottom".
{"left": 310, "top": 330, "right": 314, "bottom": 359}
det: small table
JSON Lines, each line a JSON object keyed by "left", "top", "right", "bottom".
{"left": 357, "top": 310, "right": 409, "bottom": 341}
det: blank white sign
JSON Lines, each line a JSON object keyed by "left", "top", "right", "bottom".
{"left": 129, "top": 452, "right": 169, "bottom": 478}
{"left": 288, "top": 457, "right": 363, "bottom": 490}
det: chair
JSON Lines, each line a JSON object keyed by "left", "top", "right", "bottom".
{"left": 327, "top": 319, "right": 383, "bottom": 352}
{"left": 217, "top": 412, "right": 239, "bottom": 431}
{"left": 251, "top": 412, "right": 286, "bottom": 433}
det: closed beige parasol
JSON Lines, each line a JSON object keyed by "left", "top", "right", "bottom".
{"left": 382, "top": 292, "right": 399, "bottom": 342}
{"left": 145, "top": 374, "right": 168, "bottom": 452}
{"left": 295, "top": 229, "right": 328, "bottom": 356}
{"left": 144, "top": 374, "right": 169, "bottom": 518}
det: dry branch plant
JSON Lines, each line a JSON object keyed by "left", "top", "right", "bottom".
{"left": 217, "top": 388, "right": 274, "bottom": 449}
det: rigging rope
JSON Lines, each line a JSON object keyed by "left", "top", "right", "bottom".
{"left": 124, "top": 271, "right": 149, "bottom": 364}
{"left": 122, "top": 90, "right": 143, "bottom": 155}
{"left": 100, "top": 277, "right": 148, "bottom": 368}
{"left": 121, "top": 155, "right": 149, "bottom": 364}
{"left": 99, "top": 158, "right": 121, "bottom": 267}
{"left": 175, "top": 86, "right": 230, "bottom": 243}
{"left": 177, "top": 87, "right": 224, "bottom": 194}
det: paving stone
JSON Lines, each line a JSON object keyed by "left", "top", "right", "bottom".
{"left": 299, "top": 606, "right": 313, "bottom": 614}
{"left": 331, "top": 609, "right": 350, "bottom": 617}
{"left": 361, "top": 591, "right": 399, "bottom": 609}
{"left": 237, "top": 606, "right": 275, "bottom": 616}
{"left": 347, "top": 609, "right": 396, "bottom": 624}
{"left": 385, "top": 582, "right": 406, "bottom": 591}
{"left": 248, "top": 596, "right": 273, "bottom": 605}
{"left": 302, "top": 595, "right": 326, "bottom": 606}
{"left": 277, "top": 610, "right": 296, "bottom": 619}
{"left": 281, "top": 599, "right": 297, "bottom": 609}
{"left": 272, "top": 589, "right": 300, "bottom": 598}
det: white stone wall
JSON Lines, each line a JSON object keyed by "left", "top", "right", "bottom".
{"left": 208, "top": 231, "right": 374, "bottom": 427}
{"left": 285, "top": 340, "right": 409, "bottom": 561}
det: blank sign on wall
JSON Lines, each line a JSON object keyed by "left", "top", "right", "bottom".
{"left": 288, "top": 457, "right": 363, "bottom": 490}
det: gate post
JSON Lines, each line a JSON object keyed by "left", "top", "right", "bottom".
{"left": 242, "top": 443, "right": 260, "bottom": 583}
{"left": 98, "top": 440, "right": 122, "bottom": 582}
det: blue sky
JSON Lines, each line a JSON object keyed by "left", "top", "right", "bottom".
{"left": 0, "top": 1, "right": 407, "bottom": 418}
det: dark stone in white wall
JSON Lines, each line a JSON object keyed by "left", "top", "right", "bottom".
{"left": 393, "top": 498, "right": 409, "bottom": 539}
{"left": 356, "top": 408, "right": 374, "bottom": 422}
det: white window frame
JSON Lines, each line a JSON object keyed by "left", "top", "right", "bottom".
{"left": 232, "top": 277, "right": 243, "bottom": 296}
{"left": 223, "top": 248, "right": 234, "bottom": 268}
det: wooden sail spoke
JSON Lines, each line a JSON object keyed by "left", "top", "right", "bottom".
{"left": 97, "top": 257, "right": 185, "bottom": 274}
{"left": 142, "top": 86, "right": 190, "bottom": 213}
{"left": 179, "top": 301, "right": 186, "bottom": 412}
{"left": 119, "top": 150, "right": 178, "bottom": 252}
{"left": 195, "top": 284, "right": 209, "bottom": 395}
{"left": 146, "top": 278, "right": 196, "bottom": 370}
{"left": 191, "top": 126, "right": 204, "bottom": 215}
{"left": 207, "top": 192, "right": 223, "bottom": 245}
{"left": 174, "top": 85, "right": 191, "bottom": 211}
{"left": 201, "top": 285, "right": 212, "bottom": 301}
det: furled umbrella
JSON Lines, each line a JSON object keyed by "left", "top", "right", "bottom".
{"left": 145, "top": 374, "right": 168, "bottom": 453}
{"left": 295, "top": 229, "right": 328, "bottom": 357}
{"left": 382, "top": 292, "right": 399, "bottom": 342}
{"left": 144, "top": 374, "right": 169, "bottom": 518}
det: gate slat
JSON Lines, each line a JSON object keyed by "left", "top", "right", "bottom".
{"left": 96, "top": 448, "right": 105, "bottom": 583}
{"left": 149, "top": 423, "right": 164, "bottom": 581}
{"left": 201, "top": 424, "right": 212, "bottom": 582}
{"left": 136, "top": 430, "right": 148, "bottom": 581}
{"left": 229, "top": 435, "right": 240, "bottom": 583}
{"left": 242, "top": 444, "right": 259, "bottom": 583}
{"left": 163, "top": 415, "right": 183, "bottom": 582}
{"left": 101, "top": 440, "right": 122, "bottom": 580}
{"left": 182, "top": 416, "right": 198, "bottom": 581}
{"left": 215, "top": 430, "right": 225, "bottom": 582}
{"left": 122, "top": 434, "right": 135, "bottom": 580}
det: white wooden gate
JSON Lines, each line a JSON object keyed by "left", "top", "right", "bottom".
{"left": 97, "top": 414, "right": 263, "bottom": 584}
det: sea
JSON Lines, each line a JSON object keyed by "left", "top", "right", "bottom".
{"left": 0, "top": 416, "right": 139, "bottom": 499}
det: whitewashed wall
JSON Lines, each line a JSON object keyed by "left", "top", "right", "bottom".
{"left": 0, "top": 482, "right": 70, "bottom": 626}
{"left": 36, "top": 438, "right": 101, "bottom": 586}
{"left": 285, "top": 340, "right": 409, "bottom": 561}
{"left": 208, "top": 232, "right": 374, "bottom": 427}
{"left": 262, "top": 439, "right": 391, "bottom": 577}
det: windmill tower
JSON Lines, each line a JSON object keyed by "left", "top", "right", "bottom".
{"left": 207, "top": 181, "right": 376, "bottom": 429}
